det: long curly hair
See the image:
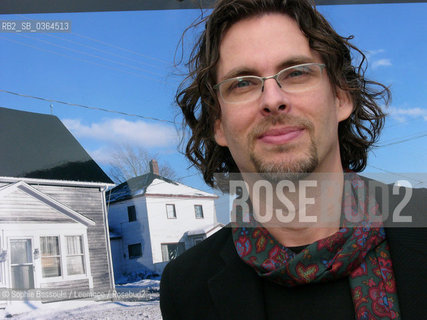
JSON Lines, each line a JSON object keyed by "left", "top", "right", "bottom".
{"left": 176, "top": 0, "right": 390, "bottom": 189}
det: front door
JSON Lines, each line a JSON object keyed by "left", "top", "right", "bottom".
{"left": 10, "top": 239, "right": 35, "bottom": 289}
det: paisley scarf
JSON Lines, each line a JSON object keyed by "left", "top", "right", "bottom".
{"left": 232, "top": 174, "right": 400, "bottom": 319}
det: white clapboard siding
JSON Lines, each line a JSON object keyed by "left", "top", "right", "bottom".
{"left": 0, "top": 187, "right": 76, "bottom": 223}
{"left": 2, "top": 182, "right": 113, "bottom": 293}
{"left": 40, "top": 279, "right": 91, "bottom": 302}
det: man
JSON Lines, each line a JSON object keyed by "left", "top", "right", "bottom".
{"left": 161, "top": 0, "right": 427, "bottom": 319}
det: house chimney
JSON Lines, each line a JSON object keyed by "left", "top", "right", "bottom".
{"left": 149, "top": 159, "right": 159, "bottom": 175}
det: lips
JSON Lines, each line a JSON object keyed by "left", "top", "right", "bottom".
{"left": 258, "top": 126, "right": 305, "bottom": 144}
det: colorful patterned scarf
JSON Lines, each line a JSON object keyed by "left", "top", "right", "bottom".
{"left": 232, "top": 174, "right": 401, "bottom": 319}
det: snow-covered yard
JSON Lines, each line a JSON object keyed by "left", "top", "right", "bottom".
{"left": 0, "top": 280, "right": 162, "bottom": 319}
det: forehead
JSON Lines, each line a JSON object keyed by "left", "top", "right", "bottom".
{"left": 217, "top": 13, "right": 317, "bottom": 81}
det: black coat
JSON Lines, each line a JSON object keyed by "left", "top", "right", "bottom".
{"left": 160, "top": 185, "right": 427, "bottom": 320}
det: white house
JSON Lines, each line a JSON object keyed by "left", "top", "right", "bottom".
{"left": 107, "top": 160, "right": 221, "bottom": 277}
{"left": 0, "top": 107, "right": 115, "bottom": 304}
{"left": 0, "top": 178, "right": 113, "bottom": 296}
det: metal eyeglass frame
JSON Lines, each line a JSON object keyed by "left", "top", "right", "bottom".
{"left": 213, "top": 62, "right": 326, "bottom": 103}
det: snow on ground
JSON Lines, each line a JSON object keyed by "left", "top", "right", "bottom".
{"left": 0, "top": 280, "right": 162, "bottom": 319}
{"left": 116, "top": 279, "right": 160, "bottom": 289}
{"left": 2, "top": 300, "right": 161, "bottom": 320}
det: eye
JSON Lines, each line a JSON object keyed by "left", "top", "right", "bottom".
{"left": 288, "top": 69, "right": 306, "bottom": 78}
{"left": 233, "top": 78, "right": 256, "bottom": 88}
{"left": 226, "top": 77, "right": 259, "bottom": 92}
{"left": 288, "top": 66, "right": 312, "bottom": 78}
{"left": 278, "top": 65, "right": 314, "bottom": 83}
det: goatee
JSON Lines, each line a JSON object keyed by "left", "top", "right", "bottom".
{"left": 248, "top": 114, "right": 318, "bottom": 183}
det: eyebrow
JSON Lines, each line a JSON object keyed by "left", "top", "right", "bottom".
{"left": 220, "top": 56, "right": 316, "bottom": 81}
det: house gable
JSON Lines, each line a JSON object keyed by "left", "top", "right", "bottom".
{"left": 0, "top": 181, "right": 95, "bottom": 226}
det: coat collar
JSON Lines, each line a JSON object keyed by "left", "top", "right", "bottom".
{"left": 208, "top": 230, "right": 266, "bottom": 320}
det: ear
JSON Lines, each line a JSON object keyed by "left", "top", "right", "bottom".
{"left": 214, "top": 118, "right": 228, "bottom": 147}
{"left": 335, "top": 88, "right": 353, "bottom": 122}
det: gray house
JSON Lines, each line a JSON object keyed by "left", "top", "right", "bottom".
{"left": 0, "top": 107, "right": 114, "bottom": 301}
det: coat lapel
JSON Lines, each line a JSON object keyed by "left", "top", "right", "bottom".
{"left": 384, "top": 185, "right": 427, "bottom": 319}
{"left": 386, "top": 227, "right": 427, "bottom": 320}
{"left": 208, "top": 233, "right": 266, "bottom": 320}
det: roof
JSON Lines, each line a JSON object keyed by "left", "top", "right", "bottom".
{"left": 107, "top": 172, "right": 217, "bottom": 203}
{"left": 0, "top": 107, "right": 112, "bottom": 183}
{"left": 186, "top": 223, "right": 225, "bottom": 236}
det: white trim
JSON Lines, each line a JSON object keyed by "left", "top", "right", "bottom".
{"left": 145, "top": 193, "right": 218, "bottom": 199}
{"left": 38, "top": 232, "right": 91, "bottom": 284}
{"left": 82, "top": 233, "right": 93, "bottom": 289}
{"left": 0, "top": 176, "right": 114, "bottom": 188}
{"left": 40, "top": 234, "right": 63, "bottom": 281}
{"left": 0, "top": 224, "right": 86, "bottom": 233}
{"left": 101, "top": 187, "right": 115, "bottom": 290}
{"left": 0, "top": 227, "right": 93, "bottom": 288}
{"left": 7, "top": 236, "right": 36, "bottom": 289}
{"left": 0, "top": 181, "right": 96, "bottom": 226}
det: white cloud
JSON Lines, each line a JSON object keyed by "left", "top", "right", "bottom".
{"left": 63, "top": 118, "right": 178, "bottom": 148}
{"left": 372, "top": 59, "right": 392, "bottom": 69}
{"left": 388, "top": 107, "right": 427, "bottom": 122}
{"left": 366, "top": 49, "right": 385, "bottom": 57}
{"left": 88, "top": 146, "right": 114, "bottom": 165}
{"left": 365, "top": 49, "right": 392, "bottom": 70}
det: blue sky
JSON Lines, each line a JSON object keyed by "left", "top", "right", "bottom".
{"left": 0, "top": 3, "right": 426, "bottom": 196}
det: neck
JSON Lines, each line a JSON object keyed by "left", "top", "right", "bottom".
{"left": 244, "top": 171, "right": 345, "bottom": 247}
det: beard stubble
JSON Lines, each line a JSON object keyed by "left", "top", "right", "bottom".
{"left": 248, "top": 114, "right": 319, "bottom": 182}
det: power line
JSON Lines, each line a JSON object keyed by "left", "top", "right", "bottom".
{"left": 43, "top": 33, "right": 170, "bottom": 71}
{"left": 0, "top": 36, "right": 161, "bottom": 81}
{"left": 379, "top": 132, "right": 427, "bottom": 147}
{"left": 366, "top": 164, "right": 425, "bottom": 186}
{"left": 0, "top": 89, "right": 175, "bottom": 124}
{"left": 14, "top": 33, "right": 166, "bottom": 78}
{"left": 2, "top": 87, "right": 425, "bottom": 144}
{"left": 73, "top": 33, "right": 170, "bottom": 65}
{"left": 16, "top": 13, "right": 170, "bottom": 65}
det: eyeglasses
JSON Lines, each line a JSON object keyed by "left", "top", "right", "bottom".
{"left": 214, "top": 63, "right": 326, "bottom": 104}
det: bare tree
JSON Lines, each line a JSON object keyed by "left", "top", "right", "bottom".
{"left": 107, "top": 144, "right": 179, "bottom": 184}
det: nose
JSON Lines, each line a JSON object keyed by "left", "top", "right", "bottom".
{"left": 260, "top": 77, "right": 289, "bottom": 116}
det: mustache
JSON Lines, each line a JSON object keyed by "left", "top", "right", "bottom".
{"left": 248, "top": 114, "right": 314, "bottom": 141}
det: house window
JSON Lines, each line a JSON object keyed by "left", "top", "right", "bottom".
{"left": 66, "top": 236, "right": 85, "bottom": 275}
{"left": 127, "top": 205, "right": 137, "bottom": 222}
{"left": 161, "top": 243, "right": 185, "bottom": 262}
{"left": 166, "top": 204, "right": 176, "bottom": 219}
{"left": 128, "top": 243, "right": 142, "bottom": 259}
{"left": 40, "top": 236, "right": 61, "bottom": 278}
{"left": 194, "top": 205, "right": 204, "bottom": 219}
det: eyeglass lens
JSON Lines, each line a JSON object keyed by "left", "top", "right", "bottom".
{"left": 219, "top": 64, "right": 324, "bottom": 103}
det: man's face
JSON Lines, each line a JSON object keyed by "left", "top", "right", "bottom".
{"left": 214, "top": 13, "right": 353, "bottom": 178}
